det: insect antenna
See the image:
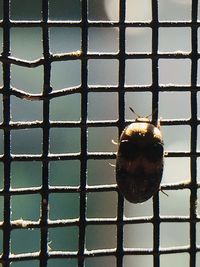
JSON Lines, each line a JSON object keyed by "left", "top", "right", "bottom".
{"left": 129, "top": 107, "right": 140, "bottom": 118}
{"left": 146, "top": 108, "right": 158, "bottom": 119}
{"left": 129, "top": 107, "right": 158, "bottom": 120}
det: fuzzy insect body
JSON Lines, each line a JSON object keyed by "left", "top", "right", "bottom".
{"left": 116, "top": 117, "right": 164, "bottom": 203}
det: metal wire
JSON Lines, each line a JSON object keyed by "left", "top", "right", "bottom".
{"left": 0, "top": 0, "right": 200, "bottom": 266}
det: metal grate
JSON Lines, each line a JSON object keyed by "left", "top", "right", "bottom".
{"left": 0, "top": 0, "right": 200, "bottom": 266}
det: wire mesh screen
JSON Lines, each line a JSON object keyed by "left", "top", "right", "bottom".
{"left": 0, "top": 0, "right": 200, "bottom": 266}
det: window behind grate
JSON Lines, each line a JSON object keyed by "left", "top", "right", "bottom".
{"left": 0, "top": 0, "right": 199, "bottom": 267}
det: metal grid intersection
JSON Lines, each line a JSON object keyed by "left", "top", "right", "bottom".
{"left": 0, "top": 0, "right": 200, "bottom": 267}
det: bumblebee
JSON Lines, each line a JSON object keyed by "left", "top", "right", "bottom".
{"left": 116, "top": 109, "right": 164, "bottom": 203}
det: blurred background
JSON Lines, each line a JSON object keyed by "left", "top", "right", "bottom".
{"left": 0, "top": 0, "right": 199, "bottom": 266}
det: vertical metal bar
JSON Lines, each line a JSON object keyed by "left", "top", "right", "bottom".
{"left": 78, "top": 0, "right": 88, "bottom": 266}
{"left": 2, "top": 0, "right": 11, "bottom": 266}
{"left": 151, "top": 1, "right": 160, "bottom": 267}
{"left": 40, "top": 0, "right": 51, "bottom": 266}
{"left": 151, "top": 0, "right": 159, "bottom": 123}
{"left": 117, "top": 1, "right": 126, "bottom": 266}
{"left": 190, "top": 1, "right": 198, "bottom": 266}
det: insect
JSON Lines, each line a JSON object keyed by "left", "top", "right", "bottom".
{"left": 116, "top": 108, "right": 164, "bottom": 203}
